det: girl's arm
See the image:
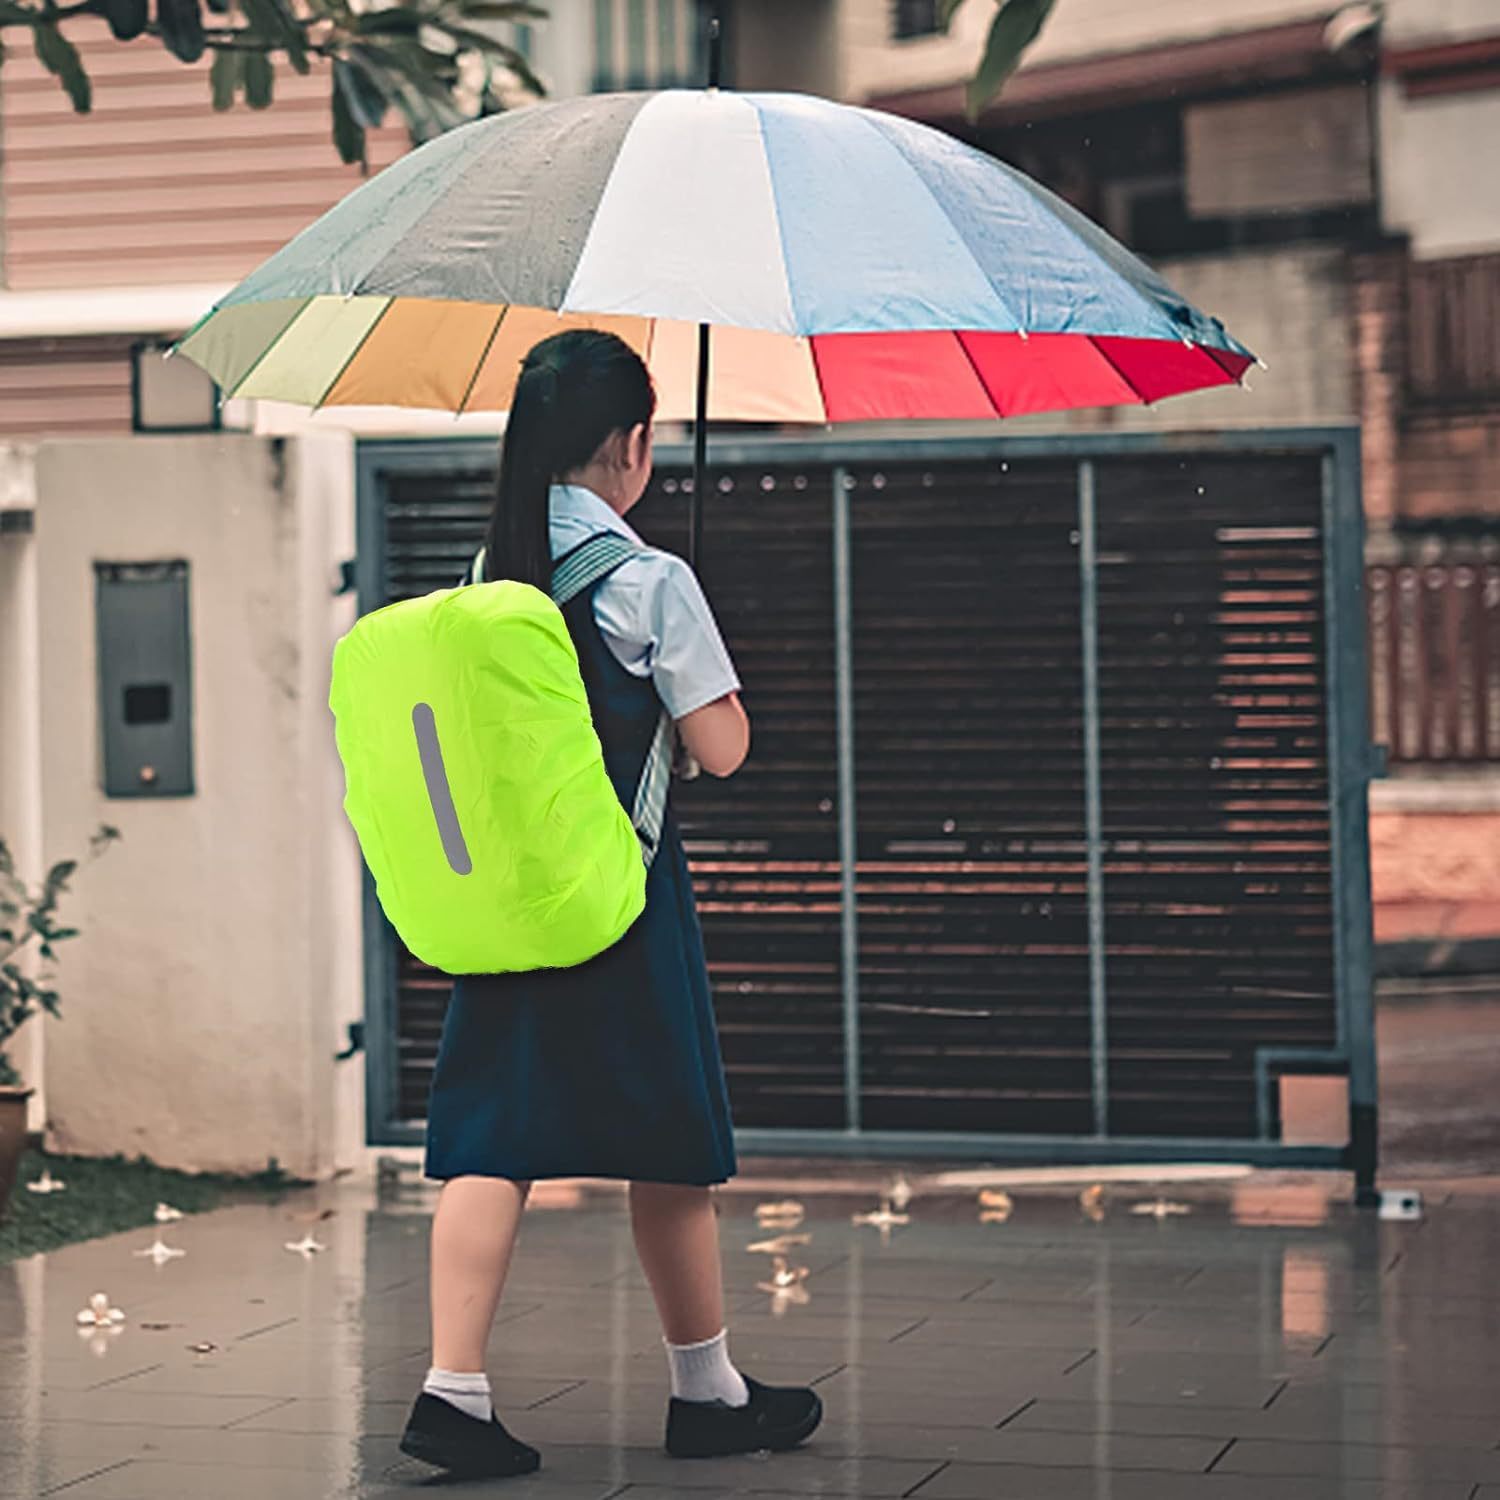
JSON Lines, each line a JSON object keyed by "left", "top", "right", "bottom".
{"left": 677, "top": 692, "right": 750, "bottom": 778}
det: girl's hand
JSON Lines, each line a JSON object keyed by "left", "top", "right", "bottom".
{"left": 673, "top": 738, "right": 702, "bottom": 781}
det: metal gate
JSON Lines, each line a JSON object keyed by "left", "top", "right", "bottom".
{"left": 356, "top": 429, "right": 1377, "bottom": 1187}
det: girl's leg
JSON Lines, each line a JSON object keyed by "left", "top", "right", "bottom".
{"left": 430, "top": 1175, "right": 531, "bottom": 1371}
{"left": 628, "top": 1181, "right": 727, "bottom": 1343}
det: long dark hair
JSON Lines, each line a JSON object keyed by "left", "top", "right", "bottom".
{"left": 483, "top": 329, "right": 656, "bottom": 591}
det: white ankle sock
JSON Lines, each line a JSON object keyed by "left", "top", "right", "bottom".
{"left": 665, "top": 1329, "right": 750, "bottom": 1407}
{"left": 423, "top": 1366, "right": 492, "bottom": 1422}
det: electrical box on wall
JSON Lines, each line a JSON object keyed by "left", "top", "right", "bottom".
{"left": 95, "top": 561, "right": 194, "bottom": 798}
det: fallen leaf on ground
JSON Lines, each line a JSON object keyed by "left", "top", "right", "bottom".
{"left": 284, "top": 1233, "right": 327, "bottom": 1257}
{"left": 754, "top": 1200, "right": 805, "bottom": 1226}
{"left": 1130, "top": 1198, "right": 1191, "bottom": 1219}
{"left": 76, "top": 1292, "right": 125, "bottom": 1327}
{"left": 747, "top": 1233, "right": 812, "bottom": 1254}
{"left": 134, "top": 1237, "right": 186, "bottom": 1265}
{"left": 851, "top": 1201, "right": 910, "bottom": 1242}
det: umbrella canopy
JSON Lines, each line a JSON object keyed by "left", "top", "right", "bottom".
{"left": 178, "top": 89, "right": 1255, "bottom": 424}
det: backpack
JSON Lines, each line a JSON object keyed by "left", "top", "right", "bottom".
{"left": 330, "top": 533, "right": 672, "bottom": 975}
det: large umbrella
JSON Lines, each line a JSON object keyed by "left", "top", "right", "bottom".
{"left": 178, "top": 84, "right": 1255, "bottom": 562}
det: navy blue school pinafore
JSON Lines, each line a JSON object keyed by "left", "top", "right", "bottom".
{"left": 422, "top": 549, "right": 739, "bottom": 1187}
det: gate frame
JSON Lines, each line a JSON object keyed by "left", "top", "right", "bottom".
{"left": 356, "top": 426, "right": 1377, "bottom": 1195}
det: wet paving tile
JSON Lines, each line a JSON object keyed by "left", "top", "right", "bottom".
{"left": 8, "top": 1169, "right": 1500, "bottom": 1498}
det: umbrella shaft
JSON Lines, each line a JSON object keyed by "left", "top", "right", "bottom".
{"left": 691, "top": 320, "right": 710, "bottom": 569}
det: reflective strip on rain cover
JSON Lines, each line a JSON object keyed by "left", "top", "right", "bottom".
{"left": 330, "top": 550, "right": 650, "bottom": 975}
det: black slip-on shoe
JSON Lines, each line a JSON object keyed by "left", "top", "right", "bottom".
{"left": 398, "top": 1391, "right": 541, "bottom": 1479}
{"left": 665, "top": 1375, "right": 823, "bottom": 1459}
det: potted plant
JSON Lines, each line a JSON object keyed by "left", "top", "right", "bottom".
{"left": 0, "top": 825, "right": 118, "bottom": 1218}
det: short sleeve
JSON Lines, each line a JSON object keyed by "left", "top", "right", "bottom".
{"left": 641, "top": 554, "right": 742, "bottom": 719}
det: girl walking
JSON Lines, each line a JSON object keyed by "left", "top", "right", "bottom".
{"left": 399, "top": 329, "right": 823, "bottom": 1478}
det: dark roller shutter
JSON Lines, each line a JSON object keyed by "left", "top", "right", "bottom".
{"left": 847, "top": 460, "right": 1092, "bottom": 1134}
{"left": 1094, "top": 456, "right": 1333, "bottom": 1138}
{"left": 364, "top": 436, "right": 1362, "bottom": 1161}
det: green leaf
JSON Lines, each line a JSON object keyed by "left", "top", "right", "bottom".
{"left": 33, "top": 22, "right": 91, "bottom": 113}
{"left": 446, "top": 1, "right": 548, "bottom": 16}
{"left": 240, "top": 0, "right": 309, "bottom": 73}
{"left": 104, "top": 0, "right": 149, "bottom": 41}
{"left": 335, "top": 53, "right": 388, "bottom": 129}
{"left": 210, "top": 45, "right": 240, "bottom": 109}
{"left": 967, "top": 0, "right": 1056, "bottom": 120}
{"left": 243, "top": 50, "right": 274, "bottom": 107}
{"left": 43, "top": 860, "right": 76, "bottom": 894}
{"left": 355, "top": 5, "right": 424, "bottom": 36}
{"left": 331, "top": 72, "right": 368, "bottom": 167}
{"left": 157, "top": 0, "right": 207, "bottom": 63}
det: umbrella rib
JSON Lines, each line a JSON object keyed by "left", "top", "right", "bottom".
{"left": 311, "top": 297, "right": 397, "bottom": 413}
{"left": 1085, "top": 335, "right": 1150, "bottom": 407}
{"left": 1198, "top": 342, "right": 1246, "bottom": 385}
{"left": 456, "top": 304, "right": 511, "bottom": 417}
{"left": 953, "top": 330, "right": 1006, "bottom": 420}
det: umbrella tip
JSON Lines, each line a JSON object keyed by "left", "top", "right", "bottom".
{"left": 1255, "top": 356, "right": 1269, "bottom": 371}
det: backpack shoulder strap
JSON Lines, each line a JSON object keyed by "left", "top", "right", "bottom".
{"left": 472, "top": 532, "right": 674, "bottom": 868}
{"left": 548, "top": 532, "right": 642, "bottom": 608}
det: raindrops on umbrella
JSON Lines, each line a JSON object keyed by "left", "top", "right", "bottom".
{"left": 852, "top": 1200, "right": 909, "bottom": 1243}
{"left": 1080, "top": 1184, "right": 1107, "bottom": 1222}
{"left": 154, "top": 1202, "right": 185, "bottom": 1223}
{"left": 747, "top": 1232, "right": 812, "bottom": 1256}
{"left": 284, "top": 1232, "right": 327, "bottom": 1257}
{"left": 26, "top": 1168, "right": 66, "bottom": 1194}
{"left": 1131, "top": 1197, "right": 1192, "bottom": 1219}
{"left": 134, "top": 1237, "right": 187, "bottom": 1265}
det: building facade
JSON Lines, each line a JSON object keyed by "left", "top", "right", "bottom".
{"left": 1, "top": 0, "right": 1496, "bottom": 1173}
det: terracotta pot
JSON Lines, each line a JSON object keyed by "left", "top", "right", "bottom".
{"left": 0, "top": 1086, "right": 34, "bottom": 1220}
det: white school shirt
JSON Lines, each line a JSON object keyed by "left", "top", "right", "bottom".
{"left": 548, "top": 483, "right": 742, "bottom": 721}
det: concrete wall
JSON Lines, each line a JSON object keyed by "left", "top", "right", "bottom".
{"left": 734, "top": 0, "right": 841, "bottom": 96}
{"left": 0, "top": 448, "right": 46, "bottom": 1127}
{"left": 1379, "top": 86, "right": 1500, "bottom": 260}
{"left": 24, "top": 433, "right": 362, "bottom": 1177}
{"left": 1370, "top": 783, "right": 1500, "bottom": 945}
{"left": 839, "top": 0, "right": 1337, "bottom": 103}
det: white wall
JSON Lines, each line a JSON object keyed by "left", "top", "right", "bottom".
{"left": 0, "top": 447, "right": 46, "bottom": 1129}
{"left": 1386, "top": 0, "right": 1500, "bottom": 44}
{"left": 840, "top": 0, "right": 1338, "bottom": 103}
{"left": 29, "top": 434, "right": 362, "bottom": 1178}
{"left": 1380, "top": 85, "right": 1500, "bottom": 259}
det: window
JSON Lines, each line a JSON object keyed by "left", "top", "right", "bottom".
{"left": 892, "top": 0, "right": 942, "bottom": 40}
{"left": 594, "top": 0, "right": 698, "bottom": 90}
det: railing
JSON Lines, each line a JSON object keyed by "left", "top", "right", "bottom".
{"left": 1368, "top": 538, "right": 1500, "bottom": 764}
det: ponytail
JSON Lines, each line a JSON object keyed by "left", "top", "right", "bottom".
{"left": 485, "top": 361, "right": 559, "bottom": 592}
{"left": 483, "top": 329, "right": 656, "bottom": 593}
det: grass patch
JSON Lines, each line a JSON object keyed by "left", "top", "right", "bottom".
{"left": 1, "top": 1148, "right": 305, "bottom": 1262}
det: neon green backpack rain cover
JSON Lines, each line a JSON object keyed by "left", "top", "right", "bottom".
{"left": 330, "top": 539, "right": 661, "bottom": 975}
